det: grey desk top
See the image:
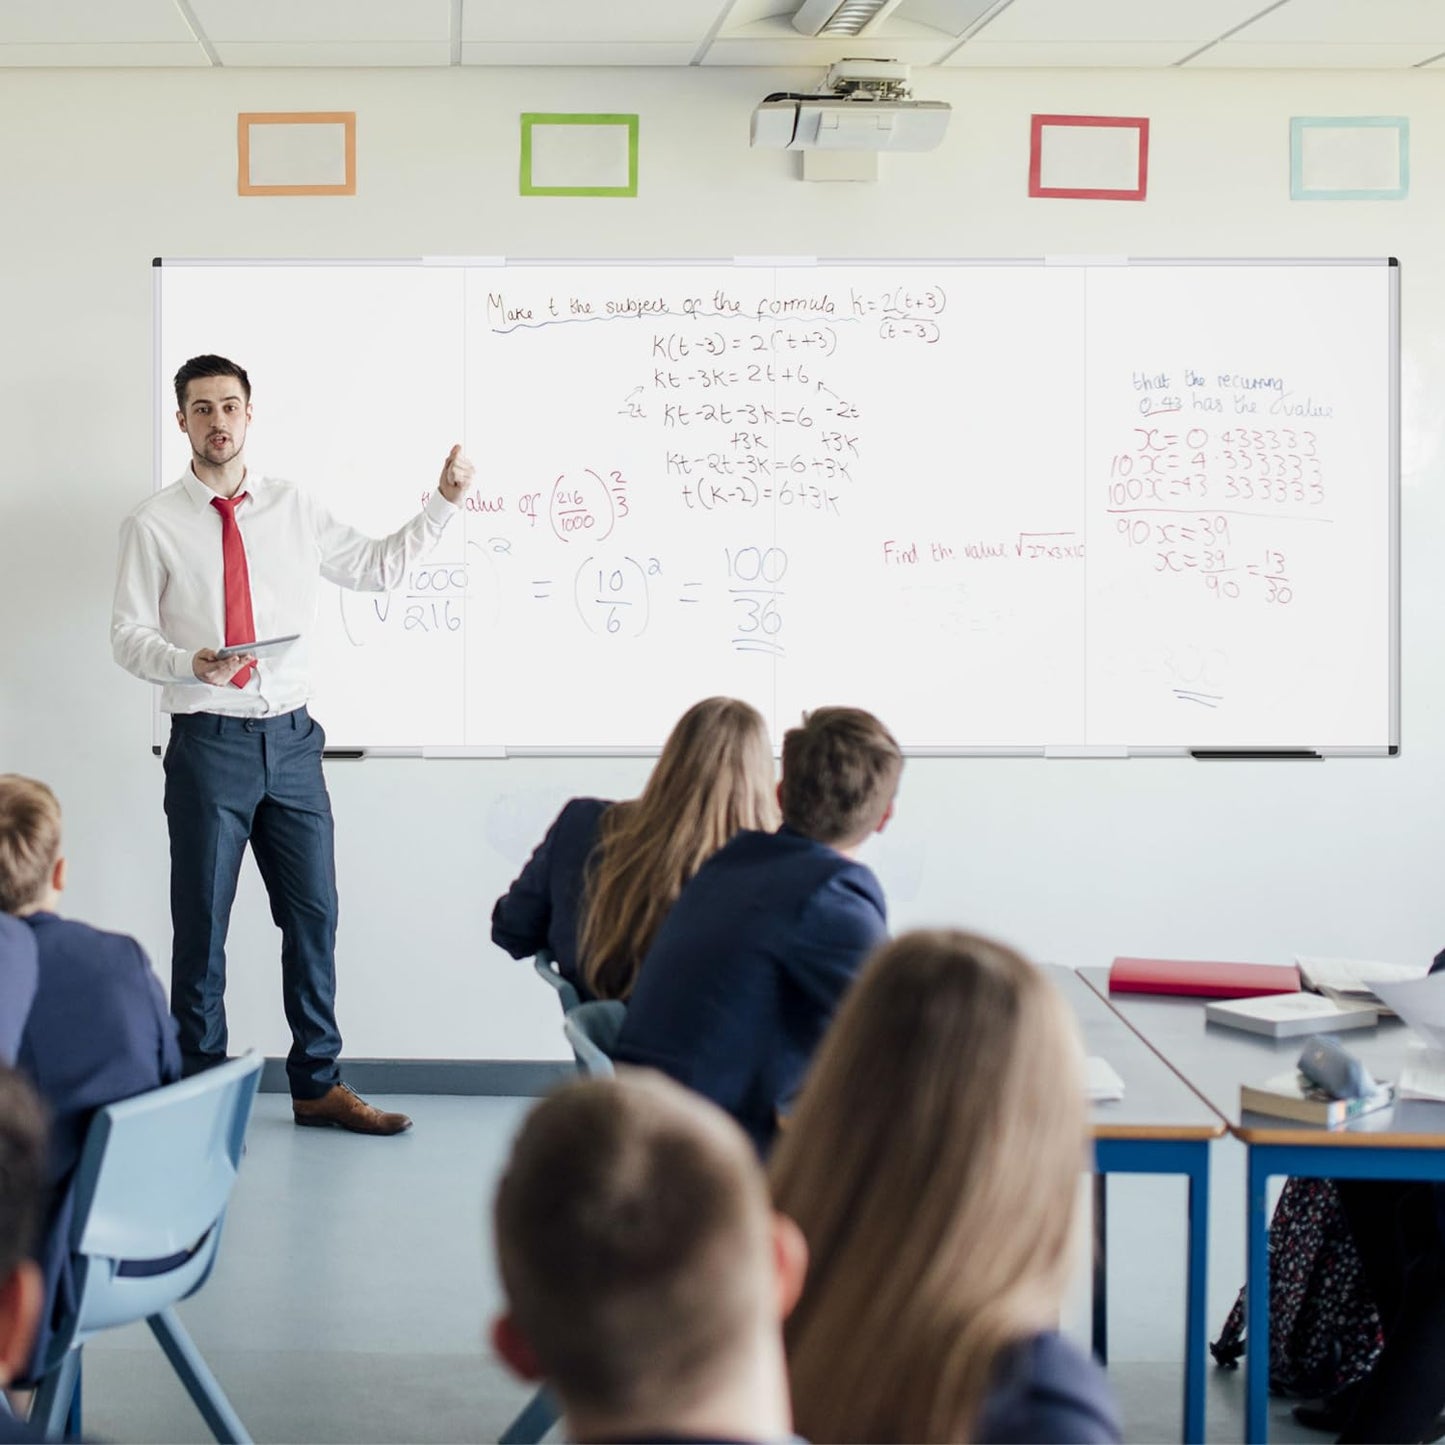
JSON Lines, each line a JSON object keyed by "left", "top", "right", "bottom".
{"left": 1047, "top": 966, "right": 1224, "bottom": 1141}
{"left": 1079, "top": 967, "right": 1445, "bottom": 1147}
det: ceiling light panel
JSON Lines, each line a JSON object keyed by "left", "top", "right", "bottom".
{"left": 792, "top": 0, "right": 903, "bottom": 36}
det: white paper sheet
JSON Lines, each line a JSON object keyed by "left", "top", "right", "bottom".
{"left": 1372, "top": 973, "right": 1445, "bottom": 1052}
{"left": 1086, "top": 1056, "right": 1125, "bottom": 1103}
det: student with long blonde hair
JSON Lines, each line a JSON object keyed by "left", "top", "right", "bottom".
{"left": 492, "top": 697, "right": 778, "bottom": 1001}
{"left": 769, "top": 929, "right": 1120, "bottom": 1445}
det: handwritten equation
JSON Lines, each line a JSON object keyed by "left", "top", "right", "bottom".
{"left": 1102, "top": 401, "right": 1334, "bottom": 607}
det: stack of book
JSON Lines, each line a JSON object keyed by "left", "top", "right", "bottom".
{"left": 1204, "top": 992, "right": 1378, "bottom": 1039}
{"left": 1240, "top": 1072, "right": 1394, "bottom": 1126}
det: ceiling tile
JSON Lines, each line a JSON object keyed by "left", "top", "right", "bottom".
{"left": 945, "top": 41, "right": 1197, "bottom": 66}
{"left": 460, "top": 42, "right": 701, "bottom": 65}
{"left": 214, "top": 41, "right": 452, "bottom": 66}
{"left": 701, "top": 34, "right": 957, "bottom": 63}
{"left": 1187, "top": 41, "right": 1445, "bottom": 66}
{"left": 0, "top": 42, "right": 210, "bottom": 65}
{"left": 724, "top": 1, "right": 792, "bottom": 24}
{"left": 1229, "top": 0, "right": 1445, "bottom": 44}
{"left": 899, "top": 0, "right": 1014, "bottom": 36}
{"left": 0, "top": 0, "right": 194, "bottom": 44}
{"left": 966, "top": 0, "right": 1277, "bottom": 43}
{"left": 461, "top": 0, "right": 729, "bottom": 44}
{"left": 190, "top": 0, "right": 452, "bottom": 44}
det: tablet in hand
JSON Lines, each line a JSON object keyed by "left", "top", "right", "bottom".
{"left": 215, "top": 634, "right": 301, "bottom": 660}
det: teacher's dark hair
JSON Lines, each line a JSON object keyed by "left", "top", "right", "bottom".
{"left": 174, "top": 355, "right": 251, "bottom": 410}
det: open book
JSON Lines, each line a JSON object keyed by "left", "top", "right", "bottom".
{"left": 1295, "top": 956, "right": 1430, "bottom": 1013}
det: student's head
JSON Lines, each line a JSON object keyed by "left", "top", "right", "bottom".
{"left": 779, "top": 707, "right": 902, "bottom": 849}
{"left": 493, "top": 1072, "right": 805, "bottom": 1442}
{"left": 0, "top": 775, "right": 64, "bottom": 916}
{"left": 580, "top": 697, "right": 779, "bottom": 999}
{"left": 769, "top": 929, "right": 1088, "bottom": 1444}
{"left": 0, "top": 1067, "right": 48, "bottom": 1387}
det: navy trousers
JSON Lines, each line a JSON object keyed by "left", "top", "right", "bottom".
{"left": 163, "top": 705, "right": 341, "bottom": 1100}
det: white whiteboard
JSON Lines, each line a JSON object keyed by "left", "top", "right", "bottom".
{"left": 154, "top": 258, "right": 1399, "bottom": 754}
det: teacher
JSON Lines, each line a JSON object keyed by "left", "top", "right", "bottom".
{"left": 111, "top": 354, "right": 474, "bottom": 1135}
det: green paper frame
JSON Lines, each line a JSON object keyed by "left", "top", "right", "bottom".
{"left": 519, "top": 113, "right": 638, "bottom": 198}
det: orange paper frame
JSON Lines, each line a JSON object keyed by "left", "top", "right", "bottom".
{"left": 238, "top": 112, "right": 356, "bottom": 197}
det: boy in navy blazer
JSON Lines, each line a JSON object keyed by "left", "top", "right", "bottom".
{"left": 0, "top": 774, "right": 180, "bottom": 1374}
{"left": 614, "top": 707, "right": 902, "bottom": 1154}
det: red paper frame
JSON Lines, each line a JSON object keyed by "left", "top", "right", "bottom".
{"left": 1029, "top": 114, "right": 1149, "bottom": 201}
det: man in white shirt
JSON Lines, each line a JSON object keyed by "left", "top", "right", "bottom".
{"left": 111, "top": 354, "right": 474, "bottom": 1135}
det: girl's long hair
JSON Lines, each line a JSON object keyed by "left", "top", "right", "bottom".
{"left": 769, "top": 930, "right": 1088, "bottom": 1444}
{"left": 578, "top": 697, "right": 778, "bottom": 1000}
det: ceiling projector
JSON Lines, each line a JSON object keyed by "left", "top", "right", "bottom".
{"left": 751, "top": 59, "right": 950, "bottom": 153}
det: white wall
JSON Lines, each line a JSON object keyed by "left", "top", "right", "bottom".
{"left": 2, "top": 64, "right": 1443, "bottom": 1064}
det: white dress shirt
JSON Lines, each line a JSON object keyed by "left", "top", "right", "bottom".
{"left": 112, "top": 468, "right": 458, "bottom": 716}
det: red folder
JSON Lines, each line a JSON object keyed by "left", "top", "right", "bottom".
{"left": 1109, "top": 957, "right": 1301, "bottom": 999}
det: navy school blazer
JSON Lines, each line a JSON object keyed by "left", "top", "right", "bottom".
{"left": 613, "top": 825, "right": 888, "bottom": 1155}
{"left": 16, "top": 912, "right": 181, "bottom": 1378}
{"left": 976, "top": 1331, "right": 1122, "bottom": 1444}
{"left": 491, "top": 797, "right": 612, "bottom": 1001}
{"left": 0, "top": 914, "right": 40, "bottom": 1064}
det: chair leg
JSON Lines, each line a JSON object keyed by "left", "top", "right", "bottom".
{"left": 31, "top": 1349, "right": 81, "bottom": 1441}
{"left": 499, "top": 1385, "right": 561, "bottom": 1445}
{"left": 147, "top": 1307, "right": 252, "bottom": 1445}
{"left": 66, "top": 1359, "right": 82, "bottom": 1443}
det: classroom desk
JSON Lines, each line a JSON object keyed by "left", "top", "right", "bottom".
{"left": 1080, "top": 969, "right": 1445, "bottom": 1444}
{"left": 1048, "top": 967, "right": 1225, "bottom": 1445}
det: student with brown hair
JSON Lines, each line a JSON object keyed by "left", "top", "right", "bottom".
{"left": 613, "top": 707, "right": 901, "bottom": 1153}
{"left": 491, "top": 696, "right": 779, "bottom": 1001}
{"left": 491, "top": 1072, "right": 808, "bottom": 1445}
{"left": 769, "top": 929, "right": 1120, "bottom": 1445}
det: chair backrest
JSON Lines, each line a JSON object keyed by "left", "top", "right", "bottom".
{"left": 533, "top": 950, "right": 581, "bottom": 1015}
{"left": 563, "top": 1001, "right": 627, "bottom": 1079}
{"left": 61, "top": 1052, "right": 263, "bottom": 1343}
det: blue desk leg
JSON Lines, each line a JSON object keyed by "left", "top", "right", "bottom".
{"left": 1095, "top": 1138, "right": 1210, "bottom": 1444}
{"left": 1184, "top": 1146, "right": 1209, "bottom": 1445}
{"left": 1245, "top": 1148, "right": 1272, "bottom": 1444}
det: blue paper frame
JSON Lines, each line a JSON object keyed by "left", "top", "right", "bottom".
{"left": 1290, "top": 116, "right": 1409, "bottom": 201}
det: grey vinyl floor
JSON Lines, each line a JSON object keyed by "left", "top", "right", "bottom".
{"left": 75, "top": 1093, "right": 1324, "bottom": 1445}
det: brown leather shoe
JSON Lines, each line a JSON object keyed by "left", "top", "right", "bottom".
{"left": 292, "top": 1084, "right": 412, "bottom": 1135}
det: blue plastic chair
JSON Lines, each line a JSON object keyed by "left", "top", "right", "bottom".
{"left": 563, "top": 1001, "right": 627, "bottom": 1079}
{"left": 532, "top": 949, "right": 581, "bottom": 1016}
{"left": 499, "top": 1000, "right": 629, "bottom": 1445}
{"left": 29, "top": 1052, "right": 263, "bottom": 1444}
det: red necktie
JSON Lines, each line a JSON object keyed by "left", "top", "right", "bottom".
{"left": 211, "top": 494, "right": 256, "bottom": 689}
